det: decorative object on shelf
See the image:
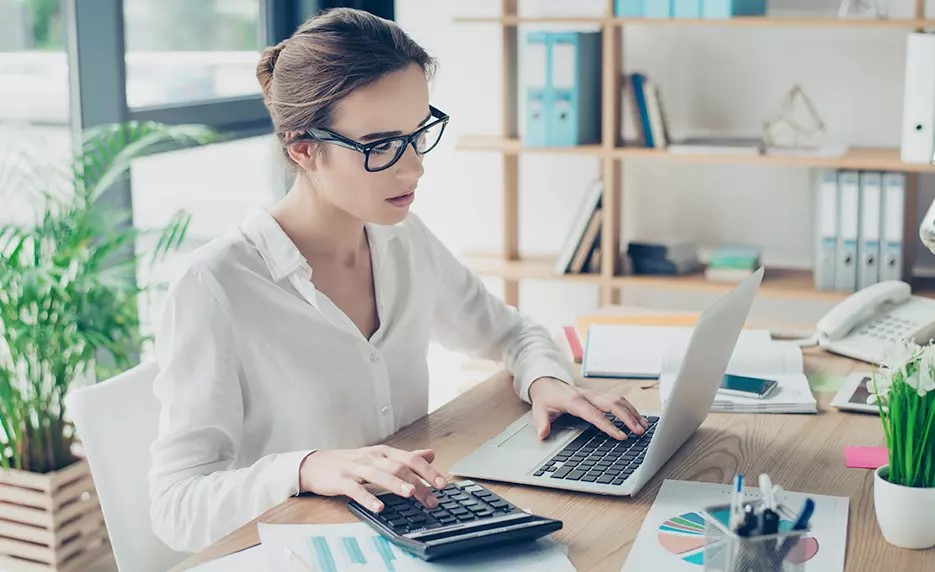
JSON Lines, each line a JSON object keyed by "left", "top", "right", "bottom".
{"left": 763, "top": 85, "right": 826, "bottom": 151}
{"left": 838, "top": 0, "right": 888, "bottom": 19}
{"left": 869, "top": 340, "right": 935, "bottom": 549}
{"left": 0, "top": 121, "right": 216, "bottom": 570}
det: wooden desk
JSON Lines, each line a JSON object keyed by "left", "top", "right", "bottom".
{"left": 175, "top": 348, "right": 931, "bottom": 571}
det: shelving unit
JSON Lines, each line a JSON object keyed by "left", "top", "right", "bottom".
{"left": 455, "top": 15, "right": 935, "bottom": 29}
{"left": 457, "top": 1, "right": 935, "bottom": 308}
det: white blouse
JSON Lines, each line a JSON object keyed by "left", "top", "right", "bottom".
{"left": 147, "top": 209, "right": 574, "bottom": 553}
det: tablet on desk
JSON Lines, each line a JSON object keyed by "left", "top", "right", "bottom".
{"left": 831, "top": 372, "right": 882, "bottom": 414}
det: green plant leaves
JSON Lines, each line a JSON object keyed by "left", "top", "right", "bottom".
{"left": 0, "top": 121, "right": 218, "bottom": 473}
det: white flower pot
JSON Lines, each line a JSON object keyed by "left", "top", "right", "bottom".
{"left": 874, "top": 465, "right": 935, "bottom": 549}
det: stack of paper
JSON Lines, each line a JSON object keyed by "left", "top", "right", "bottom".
{"left": 659, "top": 340, "right": 817, "bottom": 414}
{"left": 582, "top": 325, "right": 772, "bottom": 379}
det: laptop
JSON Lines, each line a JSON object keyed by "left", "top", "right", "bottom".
{"left": 450, "top": 267, "right": 764, "bottom": 496}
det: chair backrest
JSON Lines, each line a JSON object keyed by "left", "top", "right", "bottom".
{"left": 65, "top": 362, "right": 185, "bottom": 572}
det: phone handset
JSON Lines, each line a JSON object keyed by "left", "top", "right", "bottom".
{"left": 816, "top": 281, "right": 912, "bottom": 341}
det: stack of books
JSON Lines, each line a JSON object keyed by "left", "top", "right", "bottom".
{"left": 623, "top": 72, "right": 670, "bottom": 149}
{"left": 626, "top": 238, "right": 701, "bottom": 275}
{"left": 554, "top": 180, "right": 604, "bottom": 275}
{"left": 705, "top": 244, "right": 762, "bottom": 283}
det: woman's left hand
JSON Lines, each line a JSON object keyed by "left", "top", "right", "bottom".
{"left": 528, "top": 377, "right": 649, "bottom": 441}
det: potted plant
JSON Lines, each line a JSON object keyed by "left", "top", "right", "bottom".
{"left": 0, "top": 121, "right": 215, "bottom": 571}
{"left": 870, "top": 339, "right": 935, "bottom": 550}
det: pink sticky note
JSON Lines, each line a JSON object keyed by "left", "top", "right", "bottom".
{"left": 844, "top": 446, "right": 888, "bottom": 469}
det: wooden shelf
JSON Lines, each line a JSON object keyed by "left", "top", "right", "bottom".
{"left": 458, "top": 135, "right": 604, "bottom": 156}
{"left": 615, "top": 17, "right": 935, "bottom": 28}
{"left": 454, "top": 15, "right": 935, "bottom": 29}
{"left": 614, "top": 146, "right": 935, "bottom": 172}
{"left": 464, "top": 253, "right": 604, "bottom": 283}
{"left": 464, "top": 252, "right": 935, "bottom": 301}
{"left": 457, "top": 137, "right": 935, "bottom": 172}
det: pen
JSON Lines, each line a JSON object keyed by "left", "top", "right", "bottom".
{"left": 729, "top": 474, "right": 744, "bottom": 530}
{"left": 759, "top": 474, "right": 773, "bottom": 509}
{"left": 286, "top": 547, "right": 317, "bottom": 572}
{"left": 758, "top": 474, "right": 779, "bottom": 535}
{"left": 776, "top": 498, "right": 816, "bottom": 561}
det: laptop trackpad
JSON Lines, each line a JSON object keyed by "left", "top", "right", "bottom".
{"left": 497, "top": 423, "right": 574, "bottom": 451}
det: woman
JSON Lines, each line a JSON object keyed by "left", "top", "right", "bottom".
{"left": 148, "top": 8, "right": 647, "bottom": 553}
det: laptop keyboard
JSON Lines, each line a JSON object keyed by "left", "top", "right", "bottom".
{"left": 534, "top": 414, "right": 659, "bottom": 486}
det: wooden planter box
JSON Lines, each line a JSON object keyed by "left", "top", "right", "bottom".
{"left": 0, "top": 459, "right": 110, "bottom": 571}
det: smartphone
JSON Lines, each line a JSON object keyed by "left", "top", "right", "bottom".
{"left": 718, "top": 374, "right": 778, "bottom": 399}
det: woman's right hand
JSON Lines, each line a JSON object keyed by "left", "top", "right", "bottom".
{"left": 298, "top": 445, "right": 448, "bottom": 513}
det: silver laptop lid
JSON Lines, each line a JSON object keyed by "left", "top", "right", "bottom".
{"left": 631, "top": 267, "right": 764, "bottom": 491}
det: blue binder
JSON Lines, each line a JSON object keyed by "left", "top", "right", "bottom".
{"left": 548, "top": 32, "right": 602, "bottom": 147}
{"left": 616, "top": 0, "right": 645, "bottom": 17}
{"left": 674, "top": 0, "right": 703, "bottom": 17}
{"left": 524, "top": 32, "right": 550, "bottom": 147}
{"left": 646, "top": 0, "right": 673, "bottom": 17}
{"left": 702, "top": 0, "right": 766, "bottom": 18}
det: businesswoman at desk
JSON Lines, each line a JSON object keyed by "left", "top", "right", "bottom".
{"left": 148, "top": 8, "right": 649, "bottom": 553}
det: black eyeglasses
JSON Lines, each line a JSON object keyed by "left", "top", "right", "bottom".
{"left": 291, "top": 105, "right": 450, "bottom": 172}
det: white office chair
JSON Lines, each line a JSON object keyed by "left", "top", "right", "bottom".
{"left": 65, "top": 362, "right": 185, "bottom": 572}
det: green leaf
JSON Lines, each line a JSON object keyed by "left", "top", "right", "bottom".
{"left": 1, "top": 119, "right": 219, "bottom": 472}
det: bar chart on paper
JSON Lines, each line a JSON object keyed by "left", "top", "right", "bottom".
{"left": 257, "top": 522, "right": 575, "bottom": 572}
{"left": 306, "top": 534, "right": 409, "bottom": 571}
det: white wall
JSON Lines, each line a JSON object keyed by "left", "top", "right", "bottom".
{"left": 396, "top": 0, "right": 935, "bottom": 330}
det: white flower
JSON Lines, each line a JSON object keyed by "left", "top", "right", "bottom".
{"left": 913, "top": 343, "right": 935, "bottom": 397}
{"left": 880, "top": 339, "right": 923, "bottom": 375}
{"left": 867, "top": 369, "right": 892, "bottom": 405}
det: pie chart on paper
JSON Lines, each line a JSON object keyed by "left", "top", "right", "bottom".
{"left": 657, "top": 512, "right": 707, "bottom": 565}
{"left": 657, "top": 512, "right": 820, "bottom": 567}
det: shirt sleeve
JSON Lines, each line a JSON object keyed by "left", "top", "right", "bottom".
{"left": 148, "top": 267, "right": 313, "bottom": 553}
{"left": 411, "top": 216, "right": 575, "bottom": 403}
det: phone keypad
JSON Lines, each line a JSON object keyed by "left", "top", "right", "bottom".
{"left": 859, "top": 315, "right": 917, "bottom": 341}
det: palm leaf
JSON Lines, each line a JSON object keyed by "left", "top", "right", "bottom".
{"left": 0, "top": 120, "right": 219, "bottom": 472}
{"left": 80, "top": 122, "right": 220, "bottom": 203}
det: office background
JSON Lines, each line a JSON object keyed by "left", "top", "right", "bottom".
{"left": 4, "top": 1, "right": 935, "bottom": 570}
{"left": 2, "top": 0, "right": 935, "bottom": 420}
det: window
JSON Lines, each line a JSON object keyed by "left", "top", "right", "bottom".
{"left": 0, "top": 0, "right": 72, "bottom": 225}
{"left": 123, "top": 0, "right": 263, "bottom": 108}
{"left": 130, "top": 135, "right": 288, "bottom": 348}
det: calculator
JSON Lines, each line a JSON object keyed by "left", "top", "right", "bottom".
{"left": 347, "top": 480, "right": 562, "bottom": 561}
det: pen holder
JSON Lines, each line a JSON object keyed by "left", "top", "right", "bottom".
{"left": 701, "top": 502, "right": 809, "bottom": 572}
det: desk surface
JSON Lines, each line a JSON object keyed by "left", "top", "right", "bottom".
{"left": 175, "top": 348, "right": 931, "bottom": 571}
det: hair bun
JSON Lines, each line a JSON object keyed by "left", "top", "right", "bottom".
{"left": 256, "top": 41, "right": 287, "bottom": 103}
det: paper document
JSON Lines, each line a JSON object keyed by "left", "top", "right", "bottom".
{"left": 659, "top": 341, "right": 817, "bottom": 413}
{"left": 622, "top": 480, "right": 848, "bottom": 572}
{"left": 582, "top": 325, "right": 771, "bottom": 378}
{"left": 188, "top": 545, "right": 267, "bottom": 572}
{"left": 257, "top": 522, "right": 576, "bottom": 572}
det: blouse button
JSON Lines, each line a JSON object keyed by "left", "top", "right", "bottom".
{"left": 380, "top": 405, "right": 390, "bottom": 415}
{"left": 370, "top": 353, "right": 379, "bottom": 363}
